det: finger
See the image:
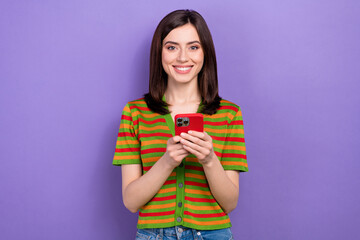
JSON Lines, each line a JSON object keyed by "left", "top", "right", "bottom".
{"left": 181, "top": 138, "right": 211, "bottom": 159}
{"left": 169, "top": 140, "right": 190, "bottom": 152}
{"left": 180, "top": 132, "right": 207, "bottom": 147}
{"left": 168, "top": 136, "right": 182, "bottom": 145}
{"left": 202, "top": 131, "right": 212, "bottom": 141}
{"left": 175, "top": 147, "right": 190, "bottom": 155}
{"left": 187, "top": 130, "right": 206, "bottom": 139}
{"left": 170, "top": 148, "right": 190, "bottom": 162}
{"left": 173, "top": 136, "right": 182, "bottom": 143}
{"left": 168, "top": 139, "right": 190, "bottom": 151}
{"left": 188, "top": 131, "right": 213, "bottom": 143}
{"left": 182, "top": 144, "right": 205, "bottom": 159}
{"left": 180, "top": 138, "right": 204, "bottom": 153}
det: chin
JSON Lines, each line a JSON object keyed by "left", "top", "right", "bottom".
{"left": 173, "top": 78, "right": 196, "bottom": 84}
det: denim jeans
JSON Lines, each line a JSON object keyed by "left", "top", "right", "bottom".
{"left": 135, "top": 226, "right": 233, "bottom": 240}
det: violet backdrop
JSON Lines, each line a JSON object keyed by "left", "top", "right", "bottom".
{"left": 1, "top": 0, "right": 359, "bottom": 239}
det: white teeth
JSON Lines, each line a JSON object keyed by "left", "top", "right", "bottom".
{"left": 175, "top": 67, "right": 191, "bottom": 71}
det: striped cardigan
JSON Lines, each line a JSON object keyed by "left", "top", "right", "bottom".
{"left": 113, "top": 98, "right": 248, "bottom": 230}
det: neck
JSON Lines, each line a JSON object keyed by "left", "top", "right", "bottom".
{"left": 165, "top": 78, "right": 201, "bottom": 105}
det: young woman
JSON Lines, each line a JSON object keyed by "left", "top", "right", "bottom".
{"left": 113, "top": 9, "right": 248, "bottom": 240}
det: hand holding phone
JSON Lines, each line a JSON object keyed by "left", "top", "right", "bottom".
{"left": 175, "top": 113, "right": 203, "bottom": 136}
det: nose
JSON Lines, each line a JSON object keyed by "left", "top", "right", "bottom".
{"left": 177, "top": 48, "right": 188, "bottom": 62}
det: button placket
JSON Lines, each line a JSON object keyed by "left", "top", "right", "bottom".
{"left": 174, "top": 158, "right": 185, "bottom": 225}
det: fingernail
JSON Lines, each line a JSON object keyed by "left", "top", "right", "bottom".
{"left": 188, "top": 131, "right": 192, "bottom": 134}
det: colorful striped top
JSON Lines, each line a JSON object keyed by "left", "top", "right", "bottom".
{"left": 113, "top": 98, "right": 248, "bottom": 230}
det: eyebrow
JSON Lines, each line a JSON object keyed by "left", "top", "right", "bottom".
{"left": 163, "top": 40, "right": 201, "bottom": 45}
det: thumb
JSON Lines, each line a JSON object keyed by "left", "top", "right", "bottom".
{"left": 171, "top": 136, "right": 182, "bottom": 144}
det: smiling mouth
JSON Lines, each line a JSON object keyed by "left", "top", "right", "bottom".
{"left": 173, "top": 65, "right": 193, "bottom": 73}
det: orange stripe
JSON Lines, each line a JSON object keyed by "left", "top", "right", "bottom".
{"left": 227, "top": 128, "right": 244, "bottom": 134}
{"left": 213, "top": 143, "right": 246, "bottom": 151}
{"left": 138, "top": 218, "right": 174, "bottom": 224}
{"left": 206, "top": 112, "right": 232, "bottom": 120}
{"left": 134, "top": 111, "right": 159, "bottom": 118}
{"left": 141, "top": 202, "right": 176, "bottom": 210}
{"left": 141, "top": 125, "right": 169, "bottom": 131}
{"left": 185, "top": 173, "right": 205, "bottom": 180}
{"left": 183, "top": 218, "right": 230, "bottom": 226}
{"left": 234, "top": 110, "right": 243, "bottom": 117}
{"left": 123, "top": 105, "right": 131, "bottom": 113}
{"left": 185, "top": 188, "right": 211, "bottom": 196}
{"left": 120, "top": 123, "right": 133, "bottom": 129}
{"left": 142, "top": 139, "right": 168, "bottom": 146}
{"left": 222, "top": 161, "right": 248, "bottom": 167}
{"left": 158, "top": 187, "right": 176, "bottom": 194}
{"left": 141, "top": 156, "right": 161, "bottom": 163}
{"left": 204, "top": 128, "right": 226, "bottom": 134}
{"left": 113, "top": 155, "right": 139, "bottom": 160}
{"left": 186, "top": 157, "right": 198, "bottom": 163}
{"left": 206, "top": 128, "right": 244, "bottom": 134}
{"left": 221, "top": 100, "right": 233, "bottom": 104}
{"left": 116, "top": 140, "right": 139, "bottom": 146}
{"left": 129, "top": 100, "right": 146, "bottom": 105}
{"left": 184, "top": 204, "right": 221, "bottom": 211}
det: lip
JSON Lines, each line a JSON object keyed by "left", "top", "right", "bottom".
{"left": 173, "top": 65, "right": 193, "bottom": 74}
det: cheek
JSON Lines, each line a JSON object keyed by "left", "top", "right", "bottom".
{"left": 162, "top": 51, "right": 174, "bottom": 65}
{"left": 162, "top": 55, "right": 174, "bottom": 73}
{"left": 161, "top": 53, "right": 169, "bottom": 72}
{"left": 194, "top": 52, "right": 204, "bottom": 68}
{"left": 193, "top": 50, "right": 204, "bottom": 63}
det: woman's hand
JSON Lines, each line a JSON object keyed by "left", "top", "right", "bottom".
{"left": 162, "top": 136, "right": 190, "bottom": 168}
{"left": 179, "top": 131, "right": 216, "bottom": 166}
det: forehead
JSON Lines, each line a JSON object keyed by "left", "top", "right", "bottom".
{"left": 163, "top": 24, "right": 200, "bottom": 43}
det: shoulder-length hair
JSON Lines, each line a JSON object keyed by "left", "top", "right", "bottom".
{"left": 144, "top": 9, "right": 221, "bottom": 115}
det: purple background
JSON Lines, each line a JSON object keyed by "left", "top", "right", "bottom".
{"left": 1, "top": 0, "right": 359, "bottom": 239}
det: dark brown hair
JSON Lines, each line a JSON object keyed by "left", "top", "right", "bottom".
{"left": 144, "top": 9, "right": 221, "bottom": 115}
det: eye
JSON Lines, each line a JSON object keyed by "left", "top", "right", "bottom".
{"left": 167, "top": 46, "right": 176, "bottom": 50}
{"left": 190, "top": 46, "right": 199, "bottom": 50}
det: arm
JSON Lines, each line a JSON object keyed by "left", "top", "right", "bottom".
{"left": 180, "top": 131, "right": 239, "bottom": 214}
{"left": 121, "top": 136, "right": 189, "bottom": 213}
{"left": 202, "top": 160, "right": 239, "bottom": 214}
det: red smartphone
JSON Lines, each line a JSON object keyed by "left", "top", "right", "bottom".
{"left": 175, "top": 113, "right": 204, "bottom": 136}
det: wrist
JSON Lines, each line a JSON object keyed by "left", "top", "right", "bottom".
{"left": 159, "top": 154, "right": 177, "bottom": 171}
{"left": 201, "top": 152, "right": 218, "bottom": 168}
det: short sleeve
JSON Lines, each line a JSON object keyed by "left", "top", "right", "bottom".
{"left": 112, "top": 104, "right": 141, "bottom": 166}
{"left": 221, "top": 107, "right": 248, "bottom": 172}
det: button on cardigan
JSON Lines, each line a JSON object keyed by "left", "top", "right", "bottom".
{"left": 113, "top": 98, "right": 248, "bottom": 230}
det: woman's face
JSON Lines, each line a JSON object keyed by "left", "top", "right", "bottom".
{"left": 162, "top": 24, "right": 204, "bottom": 85}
